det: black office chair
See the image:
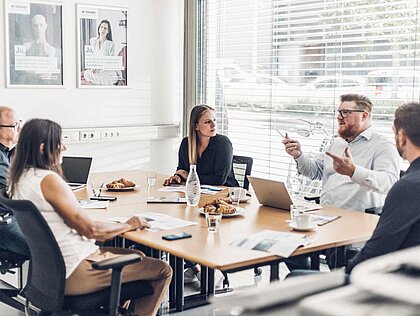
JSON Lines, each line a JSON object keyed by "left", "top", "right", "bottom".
{"left": 219, "top": 155, "right": 257, "bottom": 290}
{"left": 232, "top": 155, "right": 253, "bottom": 190}
{"left": 0, "top": 195, "right": 154, "bottom": 316}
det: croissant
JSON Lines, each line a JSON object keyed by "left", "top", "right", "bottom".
{"left": 106, "top": 182, "right": 125, "bottom": 189}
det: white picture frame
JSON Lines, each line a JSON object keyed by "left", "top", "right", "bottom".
{"left": 77, "top": 4, "right": 128, "bottom": 88}
{"left": 5, "top": 0, "right": 64, "bottom": 87}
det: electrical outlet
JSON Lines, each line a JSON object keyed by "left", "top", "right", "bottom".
{"left": 79, "top": 130, "right": 101, "bottom": 141}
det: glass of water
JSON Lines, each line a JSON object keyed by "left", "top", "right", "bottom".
{"left": 147, "top": 171, "right": 157, "bottom": 187}
{"left": 205, "top": 212, "right": 222, "bottom": 232}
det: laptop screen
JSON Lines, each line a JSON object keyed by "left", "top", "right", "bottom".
{"left": 61, "top": 156, "right": 93, "bottom": 185}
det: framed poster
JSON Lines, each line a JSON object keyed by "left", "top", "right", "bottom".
{"left": 5, "top": 0, "right": 64, "bottom": 87}
{"left": 77, "top": 5, "right": 127, "bottom": 87}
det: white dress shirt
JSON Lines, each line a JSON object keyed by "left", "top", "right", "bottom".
{"left": 295, "top": 127, "right": 400, "bottom": 211}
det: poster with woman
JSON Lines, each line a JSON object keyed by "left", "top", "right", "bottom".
{"left": 5, "top": 0, "right": 64, "bottom": 87}
{"left": 77, "top": 5, "right": 127, "bottom": 87}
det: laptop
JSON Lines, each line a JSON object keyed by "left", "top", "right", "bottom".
{"left": 61, "top": 156, "right": 93, "bottom": 191}
{"left": 247, "top": 176, "right": 322, "bottom": 211}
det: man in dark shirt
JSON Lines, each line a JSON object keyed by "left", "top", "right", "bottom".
{"left": 347, "top": 102, "right": 420, "bottom": 273}
{"left": 0, "top": 106, "right": 29, "bottom": 257}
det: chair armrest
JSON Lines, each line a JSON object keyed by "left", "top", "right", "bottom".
{"left": 91, "top": 253, "right": 141, "bottom": 270}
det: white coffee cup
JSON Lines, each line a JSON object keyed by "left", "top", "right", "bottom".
{"left": 229, "top": 187, "right": 247, "bottom": 202}
{"left": 294, "top": 213, "right": 313, "bottom": 228}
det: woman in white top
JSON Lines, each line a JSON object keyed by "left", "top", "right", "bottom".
{"left": 8, "top": 119, "right": 172, "bottom": 316}
{"left": 83, "top": 19, "right": 121, "bottom": 85}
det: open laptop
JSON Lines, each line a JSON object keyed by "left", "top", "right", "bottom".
{"left": 247, "top": 176, "right": 322, "bottom": 211}
{"left": 61, "top": 156, "right": 93, "bottom": 191}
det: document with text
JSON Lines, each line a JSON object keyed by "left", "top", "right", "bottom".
{"left": 109, "top": 212, "right": 197, "bottom": 232}
{"left": 230, "top": 230, "right": 313, "bottom": 258}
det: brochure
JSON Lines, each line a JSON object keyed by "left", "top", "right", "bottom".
{"left": 109, "top": 212, "right": 198, "bottom": 232}
{"left": 158, "top": 185, "right": 222, "bottom": 195}
{"left": 78, "top": 199, "right": 109, "bottom": 209}
{"left": 230, "top": 230, "right": 313, "bottom": 258}
{"left": 311, "top": 214, "right": 341, "bottom": 226}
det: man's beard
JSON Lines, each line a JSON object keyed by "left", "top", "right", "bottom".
{"left": 338, "top": 125, "right": 358, "bottom": 140}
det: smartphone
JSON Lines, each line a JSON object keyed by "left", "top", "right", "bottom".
{"left": 162, "top": 232, "right": 192, "bottom": 241}
{"left": 90, "top": 196, "right": 117, "bottom": 201}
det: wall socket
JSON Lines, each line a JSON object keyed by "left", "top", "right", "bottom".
{"left": 79, "top": 130, "right": 101, "bottom": 141}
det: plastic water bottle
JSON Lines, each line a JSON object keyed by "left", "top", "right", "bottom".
{"left": 185, "top": 165, "right": 201, "bottom": 206}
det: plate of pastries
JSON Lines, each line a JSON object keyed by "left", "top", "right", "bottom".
{"left": 200, "top": 198, "right": 244, "bottom": 217}
{"left": 106, "top": 178, "right": 137, "bottom": 191}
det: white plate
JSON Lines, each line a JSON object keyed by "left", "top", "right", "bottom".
{"left": 289, "top": 223, "right": 317, "bottom": 232}
{"left": 105, "top": 185, "right": 138, "bottom": 192}
{"left": 199, "top": 207, "right": 245, "bottom": 218}
{"left": 230, "top": 195, "right": 251, "bottom": 203}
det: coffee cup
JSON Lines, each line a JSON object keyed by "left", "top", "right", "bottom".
{"left": 294, "top": 213, "right": 313, "bottom": 228}
{"left": 229, "top": 187, "right": 247, "bottom": 203}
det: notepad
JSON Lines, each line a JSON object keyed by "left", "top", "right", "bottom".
{"left": 78, "top": 200, "right": 109, "bottom": 209}
{"left": 147, "top": 197, "right": 187, "bottom": 204}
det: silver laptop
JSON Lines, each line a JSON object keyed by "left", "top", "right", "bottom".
{"left": 61, "top": 156, "right": 93, "bottom": 191}
{"left": 247, "top": 176, "right": 322, "bottom": 211}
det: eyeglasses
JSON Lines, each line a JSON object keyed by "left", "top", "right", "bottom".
{"left": 0, "top": 120, "right": 22, "bottom": 130}
{"left": 336, "top": 109, "right": 365, "bottom": 119}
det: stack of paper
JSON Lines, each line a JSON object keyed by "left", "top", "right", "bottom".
{"left": 78, "top": 200, "right": 109, "bottom": 209}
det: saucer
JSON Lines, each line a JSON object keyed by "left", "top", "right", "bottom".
{"left": 289, "top": 222, "right": 317, "bottom": 232}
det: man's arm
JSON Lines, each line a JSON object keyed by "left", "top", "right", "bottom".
{"left": 347, "top": 180, "right": 417, "bottom": 273}
{"left": 350, "top": 141, "right": 400, "bottom": 193}
{"left": 295, "top": 153, "right": 325, "bottom": 181}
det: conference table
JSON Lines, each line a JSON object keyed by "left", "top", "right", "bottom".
{"left": 76, "top": 170, "right": 379, "bottom": 311}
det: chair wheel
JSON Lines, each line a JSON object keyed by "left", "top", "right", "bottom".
{"left": 254, "top": 267, "right": 262, "bottom": 276}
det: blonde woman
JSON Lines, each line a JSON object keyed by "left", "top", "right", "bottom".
{"left": 164, "top": 104, "right": 238, "bottom": 187}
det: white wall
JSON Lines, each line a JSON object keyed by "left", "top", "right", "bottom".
{"left": 0, "top": 0, "right": 184, "bottom": 175}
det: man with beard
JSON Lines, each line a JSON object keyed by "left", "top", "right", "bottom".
{"left": 346, "top": 102, "right": 420, "bottom": 273}
{"left": 283, "top": 94, "right": 399, "bottom": 212}
{"left": 282, "top": 94, "right": 400, "bottom": 270}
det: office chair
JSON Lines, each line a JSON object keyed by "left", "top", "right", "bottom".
{"left": 232, "top": 155, "right": 253, "bottom": 190}
{"left": 219, "top": 155, "right": 257, "bottom": 291}
{"left": 0, "top": 195, "right": 154, "bottom": 316}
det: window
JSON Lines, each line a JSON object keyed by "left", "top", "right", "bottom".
{"left": 199, "top": 0, "right": 417, "bottom": 193}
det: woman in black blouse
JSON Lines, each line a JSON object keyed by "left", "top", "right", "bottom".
{"left": 164, "top": 104, "right": 238, "bottom": 187}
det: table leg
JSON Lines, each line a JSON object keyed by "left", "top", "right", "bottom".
{"left": 270, "top": 262, "right": 279, "bottom": 282}
{"left": 207, "top": 268, "right": 215, "bottom": 296}
{"left": 169, "top": 255, "right": 177, "bottom": 309}
{"left": 200, "top": 266, "right": 208, "bottom": 295}
{"left": 175, "top": 257, "right": 184, "bottom": 311}
{"left": 310, "top": 251, "right": 320, "bottom": 270}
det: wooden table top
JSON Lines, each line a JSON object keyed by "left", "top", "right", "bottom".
{"left": 83, "top": 170, "right": 379, "bottom": 271}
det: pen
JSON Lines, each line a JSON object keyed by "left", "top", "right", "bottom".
{"left": 98, "top": 183, "right": 104, "bottom": 197}
{"left": 90, "top": 182, "right": 97, "bottom": 197}
{"left": 276, "top": 129, "right": 288, "bottom": 138}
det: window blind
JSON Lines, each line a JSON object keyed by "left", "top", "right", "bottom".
{"left": 201, "top": 0, "right": 418, "bottom": 195}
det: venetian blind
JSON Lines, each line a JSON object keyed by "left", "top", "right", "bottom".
{"left": 201, "top": 0, "right": 419, "bottom": 196}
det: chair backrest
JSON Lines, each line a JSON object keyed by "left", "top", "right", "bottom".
{"left": 232, "top": 155, "right": 253, "bottom": 190}
{"left": 0, "top": 195, "right": 66, "bottom": 313}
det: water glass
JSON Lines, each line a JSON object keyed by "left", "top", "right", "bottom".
{"left": 205, "top": 212, "right": 222, "bottom": 232}
{"left": 290, "top": 204, "right": 304, "bottom": 223}
{"left": 147, "top": 171, "right": 157, "bottom": 187}
{"left": 229, "top": 187, "right": 247, "bottom": 205}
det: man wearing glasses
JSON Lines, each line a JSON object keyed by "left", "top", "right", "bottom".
{"left": 283, "top": 93, "right": 399, "bottom": 212}
{"left": 0, "top": 106, "right": 29, "bottom": 257}
{"left": 282, "top": 94, "right": 399, "bottom": 270}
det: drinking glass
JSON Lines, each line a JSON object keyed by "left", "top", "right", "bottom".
{"left": 147, "top": 171, "right": 157, "bottom": 187}
{"left": 205, "top": 212, "right": 222, "bottom": 232}
{"left": 290, "top": 204, "right": 304, "bottom": 224}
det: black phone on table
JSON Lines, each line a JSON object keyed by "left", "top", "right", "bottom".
{"left": 162, "top": 232, "right": 192, "bottom": 241}
{"left": 90, "top": 196, "right": 117, "bottom": 201}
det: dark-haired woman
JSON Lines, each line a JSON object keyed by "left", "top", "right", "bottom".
{"left": 8, "top": 119, "right": 172, "bottom": 316}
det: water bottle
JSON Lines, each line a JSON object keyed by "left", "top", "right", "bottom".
{"left": 185, "top": 165, "right": 201, "bottom": 206}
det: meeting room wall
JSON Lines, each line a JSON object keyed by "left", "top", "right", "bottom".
{"left": 0, "top": 0, "right": 184, "bottom": 175}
